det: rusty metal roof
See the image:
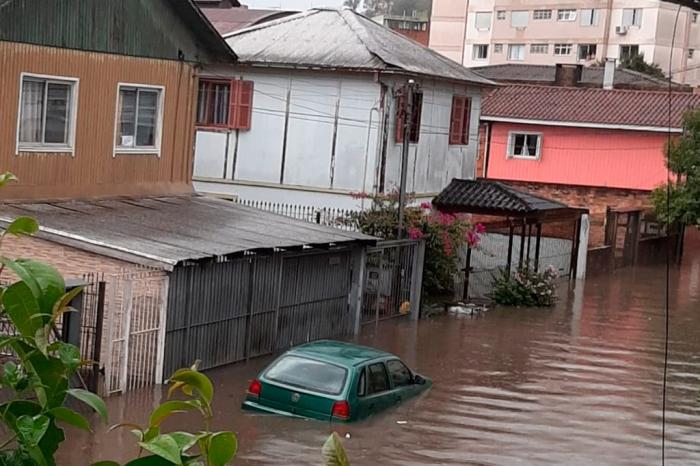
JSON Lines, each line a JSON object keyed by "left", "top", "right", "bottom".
{"left": 202, "top": 7, "right": 297, "bottom": 35}
{"left": 433, "top": 179, "right": 574, "bottom": 217}
{"left": 225, "top": 8, "right": 494, "bottom": 85}
{"left": 0, "top": 195, "right": 374, "bottom": 270}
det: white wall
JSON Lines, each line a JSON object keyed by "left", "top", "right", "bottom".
{"left": 194, "top": 67, "right": 483, "bottom": 209}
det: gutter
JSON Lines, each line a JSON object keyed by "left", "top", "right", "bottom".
{"left": 479, "top": 116, "right": 684, "bottom": 133}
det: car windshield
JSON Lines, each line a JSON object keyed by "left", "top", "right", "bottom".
{"left": 264, "top": 355, "right": 348, "bottom": 395}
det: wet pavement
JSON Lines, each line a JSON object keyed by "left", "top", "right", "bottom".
{"left": 60, "top": 252, "right": 700, "bottom": 465}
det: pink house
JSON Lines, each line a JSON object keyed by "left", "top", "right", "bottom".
{"left": 478, "top": 84, "right": 700, "bottom": 244}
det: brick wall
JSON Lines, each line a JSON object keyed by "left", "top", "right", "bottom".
{"left": 489, "top": 180, "right": 652, "bottom": 247}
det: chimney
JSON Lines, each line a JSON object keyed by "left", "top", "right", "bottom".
{"left": 603, "top": 59, "right": 616, "bottom": 90}
{"left": 554, "top": 64, "right": 583, "bottom": 87}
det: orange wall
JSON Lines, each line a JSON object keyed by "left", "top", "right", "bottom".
{"left": 0, "top": 41, "right": 198, "bottom": 201}
{"left": 485, "top": 122, "right": 669, "bottom": 191}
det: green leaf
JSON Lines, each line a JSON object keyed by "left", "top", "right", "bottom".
{"left": 124, "top": 456, "right": 177, "bottom": 466}
{"left": 139, "top": 435, "right": 183, "bottom": 465}
{"left": 2, "top": 281, "right": 41, "bottom": 338}
{"left": 206, "top": 432, "right": 237, "bottom": 466}
{"left": 168, "top": 432, "right": 198, "bottom": 452}
{"left": 321, "top": 432, "right": 350, "bottom": 466}
{"left": 34, "top": 327, "right": 49, "bottom": 356}
{"left": 0, "top": 257, "right": 41, "bottom": 299}
{"left": 49, "top": 407, "right": 92, "bottom": 432}
{"left": 149, "top": 400, "right": 200, "bottom": 427}
{"left": 52, "top": 287, "right": 83, "bottom": 323}
{"left": 16, "top": 414, "right": 50, "bottom": 446}
{"left": 57, "top": 343, "right": 81, "bottom": 372}
{"left": 67, "top": 389, "right": 108, "bottom": 423}
{"left": 167, "top": 369, "right": 214, "bottom": 405}
{"left": 4, "top": 217, "right": 39, "bottom": 237}
{"left": 15, "top": 260, "right": 64, "bottom": 317}
{"left": 0, "top": 172, "right": 17, "bottom": 187}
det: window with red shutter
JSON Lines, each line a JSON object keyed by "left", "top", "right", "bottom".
{"left": 449, "top": 96, "right": 472, "bottom": 145}
{"left": 196, "top": 79, "right": 231, "bottom": 127}
{"left": 395, "top": 92, "right": 422, "bottom": 143}
{"left": 395, "top": 94, "right": 405, "bottom": 143}
{"left": 228, "top": 80, "right": 254, "bottom": 130}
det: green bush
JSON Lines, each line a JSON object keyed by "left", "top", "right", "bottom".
{"left": 491, "top": 265, "right": 558, "bottom": 307}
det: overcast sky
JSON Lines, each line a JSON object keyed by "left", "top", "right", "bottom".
{"left": 240, "top": 0, "right": 343, "bottom": 9}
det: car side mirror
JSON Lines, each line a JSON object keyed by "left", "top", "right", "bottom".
{"left": 413, "top": 374, "right": 426, "bottom": 385}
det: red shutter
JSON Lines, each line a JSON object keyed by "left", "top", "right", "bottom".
{"left": 228, "top": 79, "right": 239, "bottom": 128}
{"left": 395, "top": 94, "right": 405, "bottom": 143}
{"left": 236, "top": 80, "right": 254, "bottom": 131}
{"left": 449, "top": 96, "right": 464, "bottom": 144}
{"left": 462, "top": 97, "right": 472, "bottom": 145}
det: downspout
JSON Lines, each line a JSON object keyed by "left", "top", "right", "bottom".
{"left": 460, "top": 0, "right": 471, "bottom": 65}
{"left": 601, "top": 0, "right": 614, "bottom": 59}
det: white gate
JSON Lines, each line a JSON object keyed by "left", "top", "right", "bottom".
{"left": 104, "top": 269, "right": 168, "bottom": 395}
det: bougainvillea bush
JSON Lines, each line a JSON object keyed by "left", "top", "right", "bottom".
{"left": 345, "top": 192, "right": 484, "bottom": 299}
{"left": 491, "top": 264, "right": 558, "bottom": 307}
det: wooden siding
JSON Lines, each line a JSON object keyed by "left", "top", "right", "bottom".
{"left": 0, "top": 42, "right": 198, "bottom": 200}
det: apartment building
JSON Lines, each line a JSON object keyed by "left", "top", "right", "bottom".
{"left": 430, "top": 0, "right": 700, "bottom": 86}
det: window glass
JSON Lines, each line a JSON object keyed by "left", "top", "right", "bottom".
{"left": 136, "top": 90, "right": 158, "bottom": 147}
{"left": 197, "top": 81, "right": 230, "bottom": 126}
{"left": 509, "top": 133, "right": 541, "bottom": 158}
{"left": 387, "top": 360, "right": 412, "bottom": 387}
{"left": 116, "top": 86, "right": 161, "bottom": 149}
{"left": 533, "top": 9, "right": 551, "bottom": 20}
{"left": 557, "top": 9, "right": 576, "bottom": 21}
{"left": 265, "top": 355, "right": 348, "bottom": 395}
{"left": 622, "top": 8, "right": 642, "bottom": 27}
{"left": 507, "top": 44, "right": 525, "bottom": 61}
{"left": 366, "top": 363, "right": 389, "bottom": 395}
{"left": 19, "top": 79, "right": 45, "bottom": 144}
{"left": 494, "top": 44, "right": 504, "bottom": 53}
{"left": 18, "top": 76, "right": 74, "bottom": 148}
{"left": 579, "top": 44, "right": 598, "bottom": 60}
{"left": 357, "top": 368, "right": 366, "bottom": 396}
{"left": 620, "top": 44, "right": 640, "bottom": 61}
{"left": 554, "top": 44, "right": 572, "bottom": 55}
{"left": 580, "top": 9, "right": 599, "bottom": 26}
{"left": 511, "top": 10, "right": 528, "bottom": 27}
{"left": 496, "top": 10, "right": 506, "bottom": 20}
{"left": 475, "top": 11, "right": 492, "bottom": 30}
{"left": 473, "top": 44, "right": 489, "bottom": 60}
{"left": 530, "top": 43, "right": 549, "bottom": 54}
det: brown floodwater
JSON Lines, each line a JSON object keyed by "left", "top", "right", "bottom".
{"left": 59, "top": 250, "right": 700, "bottom": 465}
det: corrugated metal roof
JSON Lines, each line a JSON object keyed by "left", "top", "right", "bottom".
{"left": 481, "top": 85, "right": 700, "bottom": 130}
{"left": 225, "top": 8, "right": 494, "bottom": 85}
{"left": 433, "top": 179, "right": 570, "bottom": 216}
{"left": 202, "top": 8, "right": 297, "bottom": 35}
{"left": 0, "top": 195, "right": 374, "bottom": 270}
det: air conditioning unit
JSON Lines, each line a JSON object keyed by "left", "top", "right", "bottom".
{"left": 616, "top": 25, "right": 628, "bottom": 35}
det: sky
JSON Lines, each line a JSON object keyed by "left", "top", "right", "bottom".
{"left": 240, "top": 0, "right": 343, "bottom": 9}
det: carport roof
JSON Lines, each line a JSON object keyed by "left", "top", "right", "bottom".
{"left": 0, "top": 195, "right": 375, "bottom": 270}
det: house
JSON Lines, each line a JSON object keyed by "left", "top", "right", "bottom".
{"left": 193, "top": 8, "right": 494, "bottom": 210}
{"left": 477, "top": 79, "right": 700, "bottom": 246}
{"left": 0, "top": 0, "right": 379, "bottom": 394}
{"left": 371, "top": 13, "right": 431, "bottom": 46}
{"left": 429, "top": 0, "right": 700, "bottom": 86}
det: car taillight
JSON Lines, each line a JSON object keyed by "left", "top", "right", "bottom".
{"left": 331, "top": 400, "right": 350, "bottom": 420}
{"left": 247, "top": 379, "right": 262, "bottom": 398}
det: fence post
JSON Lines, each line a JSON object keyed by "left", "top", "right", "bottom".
{"left": 351, "top": 247, "right": 367, "bottom": 336}
{"left": 409, "top": 240, "right": 425, "bottom": 320}
{"left": 118, "top": 280, "right": 133, "bottom": 394}
{"left": 154, "top": 276, "right": 170, "bottom": 385}
{"left": 91, "top": 282, "right": 106, "bottom": 394}
{"left": 103, "top": 277, "right": 118, "bottom": 394}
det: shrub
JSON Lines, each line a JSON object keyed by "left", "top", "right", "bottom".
{"left": 491, "top": 265, "right": 558, "bottom": 307}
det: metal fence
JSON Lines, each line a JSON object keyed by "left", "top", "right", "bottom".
{"left": 235, "top": 198, "right": 358, "bottom": 232}
{"left": 361, "top": 239, "right": 424, "bottom": 324}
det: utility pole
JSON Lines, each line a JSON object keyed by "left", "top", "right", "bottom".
{"left": 397, "top": 79, "right": 416, "bottom": 239}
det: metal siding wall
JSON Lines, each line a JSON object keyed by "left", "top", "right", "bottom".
{"left": 0, "top": 42, "right": 197, "bottom": 200}
{"left": 164, "top": 250, "right": 355, "bottom": 375}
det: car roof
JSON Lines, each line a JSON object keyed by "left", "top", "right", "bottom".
{"left": 286, "top": 340, "right": 395, "bottom": 367}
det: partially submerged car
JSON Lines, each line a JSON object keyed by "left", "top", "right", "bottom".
{"left": 242, "top": 340, "right": 431, "bottom": 422}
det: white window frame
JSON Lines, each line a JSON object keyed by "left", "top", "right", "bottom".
{"left": 15, "top": 72, "right": 79, "bottom": 155}
{"left": 557, "top": 9, "right": 577, "bottom": 21}
{"left": 533, "top": 9, "right": 552, "bottom": 20}
{"left": 580, "top": 9, "right": 599, "bottom": 26}
{"left": 622, "top": 8, "right": 643, "bottom": 27}
{"left": 530, "top": 43, "right": 549, "bottom": 54}
{"left": 473, "top": 44, "right": 489, "bottom": 60}
{"left": 510, "top": 10, "right": 529, "bottom": 28}
{"left": 494, "top": 43, "right": 504, "bottom": 53}
{"left": 554, "top": 43, "right": 573, "bottom": 56}
{"left": 496, "top": 10, "right": 506, "bottom": 20}
{"left": 113, "top": 82, "right": 165, "bottom": 157}
{"left": 507, "top": 131, "right": 542, "bottom": 159}
{"left": 578, "top": 44, "right": 598, "bottom": 60}
{"left": 507, "top": 44, "right": 526, "bottom": 61}
{"left": 475, "top": 11, "right": 492, "bottom": 31}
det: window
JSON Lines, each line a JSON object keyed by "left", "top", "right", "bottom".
{"left": 511, "top": 10, "right": 528, "bottom": 27}
{"left": 507, "top": 44, "right": 526, "bottom": 61}
{"left": 620, "top": 44, "right": 640, "bottom": 61}
{"left": 473, "top": 44, "right": 489, "bottom": 60}
{"left": 557, "top": 9, "right": 577, "bottom": 21}
{"left": 475, "top": 11, "right": 492, "bottom": 30}
{"left": 17, "top": 74, "right": 77, "bottom": 152}
{"left": 508, "top": 132, "right": 542, "bottom": 158}
{"left": 494, "top": 43, "right": 504, "bottom": 53}
{"left": 554, "top": 43, "right": 572, "bottom": 56}
{"left": 366, "top": 363, "right": 389, "bottom": 395}
{"left": 449, "top": 96, "right": 471, "bottom": 145}
{"left": 580, "top": 9, "right": 599, "bottom": 26}
{"left": 689, "top": 49, "right": 695, "bottom": 59}
{"left": 264, "top": 356, "right": 348, "bottom": 395}
{"left": 115, "top": 84, "right": 163, "bottom": 153}
{"left": 693, "top": 12, "right": 698, "bottom": 23}
{"left": 496, "top": 10, "right": 506, "bottom": 20}
{"left": 195, "top": 79, "right": 253, "bottom": 130}
{"left": 395, "top": 91, "right": 422, "bottom": 143}
{"left": 533, "top": 9, "right": 552, "bottom": 20}
{"left": 357, "top": 369, "right": 366, "bottom": 396}
{"left": 622, "top": 8, "right": 642, "bottom": 27}
{"left": 579, "top": 44, "right": 598, "bottom": 60}
{"left": 387, "top": 360, "right": 413, "bottom": 388}
{"left": 530, "top": 43, "right": 549, "bottom": 54}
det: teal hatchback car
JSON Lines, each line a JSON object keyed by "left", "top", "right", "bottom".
{"left": 242, "top": 340, "right": 431, "bottom": 422}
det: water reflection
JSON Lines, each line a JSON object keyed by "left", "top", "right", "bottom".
{"left": 59, "top": 255, "right": 700, "bottom": 465}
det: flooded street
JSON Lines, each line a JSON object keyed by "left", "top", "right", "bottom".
{"left": 60, "top": 253, "right": 700, "bottom": 465}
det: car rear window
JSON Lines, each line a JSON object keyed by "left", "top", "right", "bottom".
{"left": 264, "top": 355, "right": 348, "bottom": 395}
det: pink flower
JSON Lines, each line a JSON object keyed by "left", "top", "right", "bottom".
{"left": 438, "top": 212, "right": 455, "bottom": 226}
{"left": 442, "top": 231, "right": 453, "bottom": 256}
{"left": 408, "top": 227, "right": 426, "bottom": 240}
{"left": 350, "top": 192, "right": 369, "bottom": 199}
{"left": 475, "top": 223, "right": 486, "bottom": 234}
{"left": 466, "top": 230, "right": 480, "bottom": 248}
{"left": 420, "top": 201, "right": 432, "bottom": 210}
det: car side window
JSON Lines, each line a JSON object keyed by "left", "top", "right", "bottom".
{"left": 357, "top": 368, "right": 366, "bottom": 396}
{"left": 387, "top": 359, "right": 412, "bottom": 387}
{"left": 366, "top": 362, "right": 389, "bottom": 395}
